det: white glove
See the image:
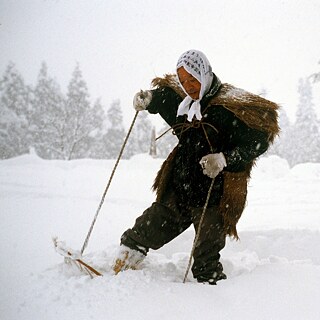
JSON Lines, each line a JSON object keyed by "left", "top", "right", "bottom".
{"left": 133, "top": 90, "right": 152, "bottom": 111}
{"left": 199, "top": 153, "right": 227, "bottom": 179}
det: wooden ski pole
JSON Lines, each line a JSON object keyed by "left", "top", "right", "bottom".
{"left": 80, "top": 111, "right": 139, "bottom": 255}
{"left": 183, "top": 178, "right": 215, "bottom": 283}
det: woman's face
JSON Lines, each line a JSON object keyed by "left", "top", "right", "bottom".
{"left": 177, "top": 66, "right": 201, "bottom": 100}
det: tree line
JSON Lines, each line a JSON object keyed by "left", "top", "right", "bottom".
{"left": 0, "top": 62, "right": 177, "bottom": 160}
{"left": 267, "top": 74, "right": 320, "bottom": 166}
{"left": 0, "top": 61, "right": 319, "bottom": 166}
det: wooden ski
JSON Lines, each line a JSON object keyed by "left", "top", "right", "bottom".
{"left": 53, "top": 237, "right": 102, "bottom": 278}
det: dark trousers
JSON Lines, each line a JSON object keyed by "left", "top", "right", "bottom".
{"left": 120, "top": 192, "right": 226, "bottom": 281}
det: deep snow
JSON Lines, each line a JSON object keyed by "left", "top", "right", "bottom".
{"left": 1, "top": 154, "right": 320, "bottom": 320}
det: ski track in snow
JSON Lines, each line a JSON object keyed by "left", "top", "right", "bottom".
{"left": 1, "top": 154, "right": 320, "bottom": 320}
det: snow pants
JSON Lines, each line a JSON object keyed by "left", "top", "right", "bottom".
{"left": 120, "top": 192, "right": 226, "bottom": 281}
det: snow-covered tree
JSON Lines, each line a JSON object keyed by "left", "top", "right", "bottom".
{"left": 125, "top": 111, "right": 153, "bottom": 158}
{"left": 156, "top": 122, "right": 178, "bottom": 158}
{"left": 289, "top": 78, "right": 320, "bottom": 165}
{"left": 309, "top": 60, "right": 320, "bottom": 84}
{"left": 31, "top": 62, "right": 67, "bottom": 159}
{"left": 149, "top": 126, "right": 157, "bottom": 158}
{"left": 267, "top": 106, "right": 291, "bottom": 159}
{"left": 97, "top": 99, "right": 125, "bottom": 159}
{"left": 64, "top": 64, "right": 104, "bottom": 160}
{"left": 0, "top": 63, "right": 32, "bottom": 158}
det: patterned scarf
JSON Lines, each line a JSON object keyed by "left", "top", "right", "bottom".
{"left": 176, "top": 49, "right": 221, "bottom": 122}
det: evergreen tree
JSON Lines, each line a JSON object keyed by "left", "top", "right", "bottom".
{"left": 0, "top": 63, "right": 31, "bottom": 158}
{"left": 156, "top": 122, "right": 178, "bottom": 158}
{"left": 31, "top": 62, "right": 67, "bottom": 159}
{"left": 267, "top": 106, "right": 291, "bottom": 160}
{"left": 85, "top": 98, "right": 107, "bottom": 158}
{"left": 149, "top": 126, "right": 157, "bottom": 158}
{"left": 290, "top": 78, "right": 320, "bottom": 165}
{"left": 64, "top": 64, "right": 104, "bottom": 160}
{"left": 125, "top": 111, "right": 153, "bottom": 158}
{"left": 99, "top": 99, "right": 125, "bottom": 159}
{"left": 309, "top": 60, "right": 320, "bottom": 84}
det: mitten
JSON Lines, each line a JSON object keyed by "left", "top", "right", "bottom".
{"left": 199, "top": 153, "right": 227, "bottom": 179}
{"left": 112, "top": 245, "right": 145, "bottom": 275}
{"left": 133, "top": 90, "right": 152, "bottom": 111}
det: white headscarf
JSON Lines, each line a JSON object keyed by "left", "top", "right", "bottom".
{"left": 176, "top": 50, "right": 214, "bottom": 122}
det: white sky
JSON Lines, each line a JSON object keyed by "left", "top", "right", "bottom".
{"left": 1, "top": 0, "right": 320, "bottom": 127}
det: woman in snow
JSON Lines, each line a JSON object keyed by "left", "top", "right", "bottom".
{"left": 112, "top": 49, "right": 279, "bottom": 284}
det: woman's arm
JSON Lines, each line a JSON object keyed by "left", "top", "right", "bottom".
{"left": 146, "top": 87, "right": 182, "bottom": 127}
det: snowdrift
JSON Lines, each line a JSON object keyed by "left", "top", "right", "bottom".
{"left": 1, "top": 154, "right": 320, "bottom": 320}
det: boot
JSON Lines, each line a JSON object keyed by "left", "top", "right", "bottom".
{"left": 112, "top": 245, "right": 145, "bottom": 275}
{"left": 196, "top": 262, "right": 227, "bottom": 285}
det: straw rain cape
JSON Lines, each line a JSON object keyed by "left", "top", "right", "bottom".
{"left": 152, "top": 74, "right": 280, "bottom": 238}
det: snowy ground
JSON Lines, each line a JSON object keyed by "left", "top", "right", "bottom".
{"left": 1, "top": 153, "right": 320, "bottom": 320}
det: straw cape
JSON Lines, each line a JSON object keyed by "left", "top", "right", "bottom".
{"left": 152, "top": 74, "right": 280, "bottom": 239}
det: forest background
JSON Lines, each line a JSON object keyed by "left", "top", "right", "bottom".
{"left": 1, "top": 60, "right": 320, "bottom": 166}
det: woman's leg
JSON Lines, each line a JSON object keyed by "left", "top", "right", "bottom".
{"left": 113, "top": 192, "right": 191, "bottom": 274}
{"left": 120, "top": 201, "right": 191, "bottom": 254}
{"left": 190, "top": 206, "right": 226, "bottom": 284}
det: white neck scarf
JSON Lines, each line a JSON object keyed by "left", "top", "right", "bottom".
{"left": 176, "top": 50, "right": 214, "bottom": 122}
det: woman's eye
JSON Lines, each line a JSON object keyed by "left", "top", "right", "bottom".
{"left": 182, "top": 78, "right": 195, "bottom": 84}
